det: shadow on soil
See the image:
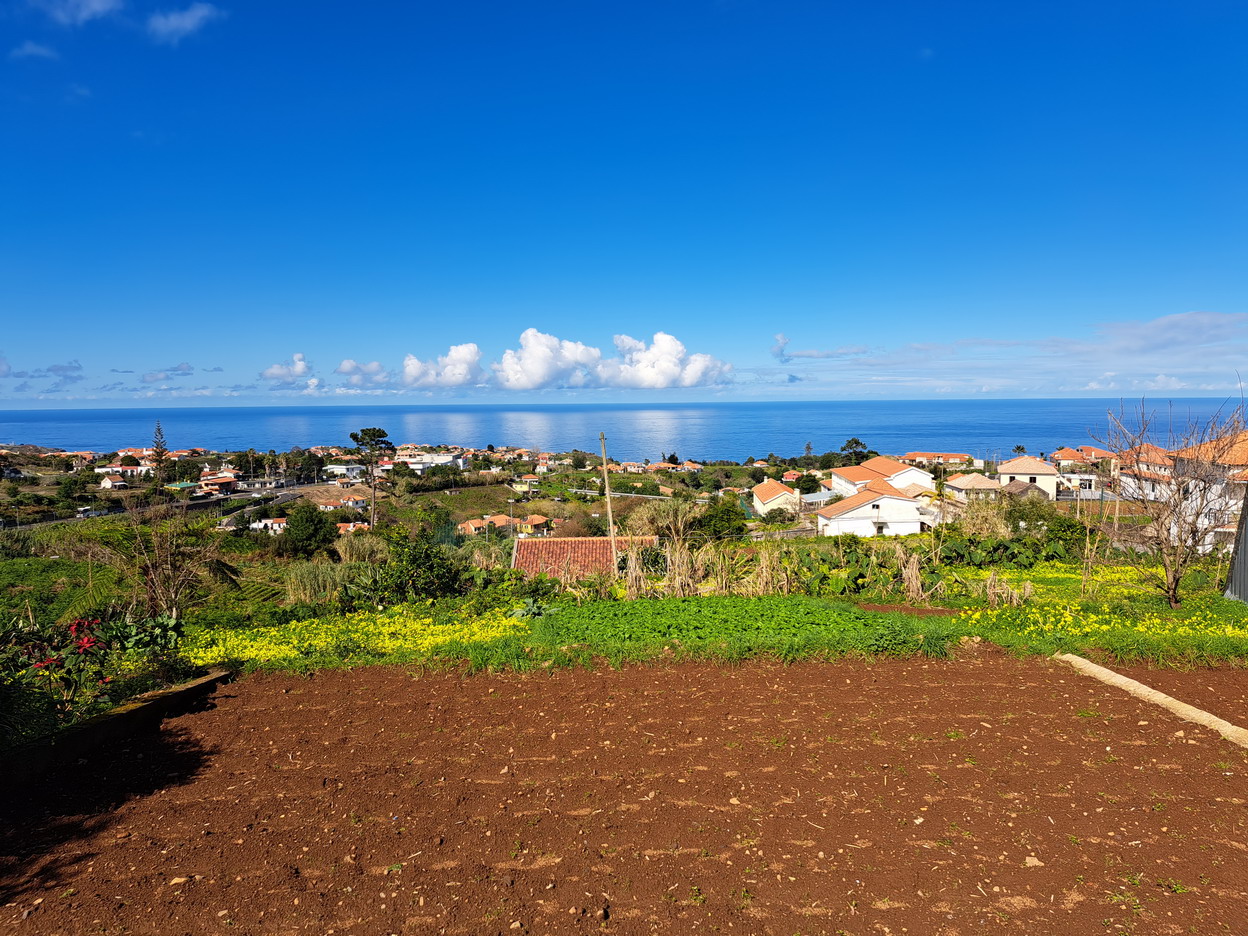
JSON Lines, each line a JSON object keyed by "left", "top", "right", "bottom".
{"left": 0, "top": 698, "right": 219, "bottom": 906}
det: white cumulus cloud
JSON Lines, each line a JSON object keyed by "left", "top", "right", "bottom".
{"left": 492, "top": 329, "right": 730, "bottom": 391}
{"left": 597, "top": 332, "right": 732, "bottom": 388}
{"left": 260, "top": 353, "right": 311, "bottom": 384}
{"left": 1141, "top": 374, "right": 1188, "bottom": 391}
{"left": 402, "top": 343, "right": 483, "bottom": 387}
{"left": 336, "top": 358, "right": 391, "bottom": 386}
{"left": 147, "top": 2, "right": 223, "bottom": 45}
{"left": 493, "top": 330, "right": 602, "bottom": 390}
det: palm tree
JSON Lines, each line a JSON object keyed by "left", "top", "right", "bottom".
{"left": 923, "top": 477, "right": 960, "bottom": 526}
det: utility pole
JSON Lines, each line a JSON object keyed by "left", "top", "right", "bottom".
{"left": 599, "top": 432, "right": 618, "bottom": 572}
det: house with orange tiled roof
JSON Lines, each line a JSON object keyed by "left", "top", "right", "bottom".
{"left": 820, "top": 464, "right": 887, "bottom": 497}
{"left": 249, "top": 516, "right": 287, "bottom": 534}
{"left": 751, "top": 479, "right": 799, "bottom": 517}
{"left": 336, "top": 522, "right": 371, "bottom": 535}
{"left": 944, "top": 472, "right": 1000, "bottom": 501}
{"left": 511, "top": 474, "right": 541, "bottom": 493}
{"left": 815, "top": 480, "right": 927, "bottom": 537}
{"left": 1051, "top": 447, "right": 1091, "bottom": 469}
{"left": 820, "top": 458, "right": 933, "bottom": 497}
{"left": 1115, "top": 444, "right": 1175, "bottom": 501}
{"left": 858, "top": 456, "right": 934, "bottom": 491}
{"left": 994, "top": 456, "right": 1059, "bottom": 500}
{"left": 899, "top": 451, "right": 971, "bottom": 467}
{"left": 514, "top": 514, "right": 552, "bottom": 536}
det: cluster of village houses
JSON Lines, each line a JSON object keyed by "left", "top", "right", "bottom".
{"left": 12, "top": 434, "right": 1247, "bottom": 545}
{"left": 749, "top": 442, "right": 1247, "bottom": 543}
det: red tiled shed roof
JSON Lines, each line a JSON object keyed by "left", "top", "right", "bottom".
{"left": 512, "top": 536, "right": 656, "bottom": 580}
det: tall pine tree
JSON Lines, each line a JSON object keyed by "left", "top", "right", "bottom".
{"left": 151, "top": 421, "right": 170, "bottom": 485}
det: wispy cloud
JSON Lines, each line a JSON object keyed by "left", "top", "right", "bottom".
{"left": 147, "top": 2, "right": 224, "bottom": 45}
{"left": 771, "top": 333, "right": 869, "bottom": 364}
{"left": 33, "top": 0, "right": 122, "bottom": 26}
{"left": 6, "top": 359, "right": 87, "bottom": 391}
{"left": 9, "top": 40, "right": 59, "bottom": 60}
{"left": 766, "top": 311, "right": 1248, "bottom": 397}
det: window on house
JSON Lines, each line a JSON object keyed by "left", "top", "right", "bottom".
{"left": 1029, "top": 476, "right": 1037, "bottom": 484}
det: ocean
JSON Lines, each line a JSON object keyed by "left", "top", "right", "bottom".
{"left": 0, "top": 399, "right": 1235, "bottom": 463}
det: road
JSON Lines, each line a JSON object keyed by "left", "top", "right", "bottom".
{"left": 5, "top": 479, "right": 325, "bottom": 530}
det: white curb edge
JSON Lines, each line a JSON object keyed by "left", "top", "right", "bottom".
{"left": 1054, "top": 652, "right": 1248, "bottom": 749}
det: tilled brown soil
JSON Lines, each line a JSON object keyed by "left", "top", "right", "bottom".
{"left": 3, "top": 651, "right": 1248, "bottom": 935}
{"left": 1105, "top": 662, "right": 1248, "bottom": 728}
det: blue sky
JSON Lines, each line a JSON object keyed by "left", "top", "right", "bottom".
{"left": 2, "top": 1, "right": 1246, "bottom": 407}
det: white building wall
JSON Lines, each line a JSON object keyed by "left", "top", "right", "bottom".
{"left": 884, "top": 465, "right": 935, "bottom": 491}
{"left": 817, "top": 498, "right": 926, "bottom": 537}
{"left": 753, "top": 490, "right": 801, "bottom": 516}
{"left": 821, "top": 474, "right": 862, "bottom": 497}
{"left": 998, "top": 472, "right": 1059, "bottom": 499}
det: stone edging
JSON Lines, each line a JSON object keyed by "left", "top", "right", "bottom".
{"left": 1, "top": 669, "right": 232, "bottom": 790}
{"left": 1053, "top": 652, "right": 1248, "bottom": 749}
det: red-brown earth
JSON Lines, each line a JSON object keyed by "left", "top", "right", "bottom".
{"left": 3, "top": 650, "right": 1247, "bottom": 935}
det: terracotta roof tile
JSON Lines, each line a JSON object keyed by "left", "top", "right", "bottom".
{"left": 858, "top": 456, "right": 912, "bottom": 477}
{"left": 946, "top": 473, "right": 1000, "bottom": 490}
{"left": 512, "top": 536, "right": 656, "bottom": 580}
{"left": 997, "top": 456, "right": 1058, "bottom": 475}
{"left": 752, "top": 479, "right": 796, "bottom": 503}
{"left": 816, "top": 481, "right": 910, "bottom": 519}
{"left": 830, "top": 465, "right": 887, "bottom": 483}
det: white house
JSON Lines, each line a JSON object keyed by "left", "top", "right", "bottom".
{"left": 249, "top": 517, "right": 288, "bottom": 535}
{"left": 995, "top": 456, "right": 1060, "bottom": 500}
{"left": 858, "top": 457, "right": 935, "bottom": 491}
{"left": 821, "top": 457, "right": 934, "bottom": 497}
{"left": 944, "top": 473, "right": 1001, "bottom": 501}
{"left": 899, "top": 451, "right": 972, "bottom": 467}
{"left": 325, "top": 464, "right": 368, "bottom": 480}
{"left": 1116, "top": 444, "right": 1175, "bottom": 502}
{"left": 92, "top": 463, "right": 152, "bottom": 478}
{"left": 751, "top": 479, "right": 800, "bottom": 517}
{"left": 815, "top": 481, "right": 927, "bottom": 537}
{"left": 821, "top": 465, "right": 888, "bottom": 497}
{"left": 99, "top": 474, "right": 128, "bottom": 490}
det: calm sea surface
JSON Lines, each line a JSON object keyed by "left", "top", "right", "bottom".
{"left": 0, "top": 400, "right": 1234, "bottom": 463}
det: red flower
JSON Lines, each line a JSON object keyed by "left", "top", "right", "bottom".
{"left": 33, "top": 657, "right": 60, "bottom": 669}
{"left": 75, "top": 635, "right": 101, "bottom": 654}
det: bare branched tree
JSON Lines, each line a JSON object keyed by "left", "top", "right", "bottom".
{"left": 62, "top": 508, "right": 240, "bottom": 620}
{"left": 1101, "top": 400, "right": 1247, "bottom": 608}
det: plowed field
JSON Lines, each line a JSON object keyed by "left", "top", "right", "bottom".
{"left": 4, "top": 651, "right": 1247, "bottom": 934}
